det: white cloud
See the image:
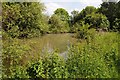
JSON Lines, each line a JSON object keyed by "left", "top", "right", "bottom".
{"left": 74, "top": 8, "right": 80, "bottom": 11}
{"left": 42, "top": 0, "right": 103, "bottom": 15}
{"left": 44, "top": 3, "right": 64, "bottom": 15}
{"left": 79, "top": 0, "right": 102, "bottom": 7}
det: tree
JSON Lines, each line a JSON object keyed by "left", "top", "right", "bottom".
{"left": 2, "top": 2, "right": 48, "bottom": 38}
{"left": 71, "top": 10, "right": 79, "bottom": 19}
{"left": 113, "top": 18, "right": 120, "bottom": 32}
{"left": 48, "top": 8, "right": 70, "bottom": 33}
{"left": 49, "top": 14, "right": 69, "bottom": 33}
{"left": 98, "top": 2, "right": 118, "bottom": 30}
{"left": 54, "top": 8, "right": 69, "bottom": 21}
{"left": 116, "top": 1, "right": 120, "bottom": 19}
{"left": 49, "top": 14, "right": 63, "bottom": 33}
{"left": 81, "top": 6, "right": 97, "bottom": 16}
{"left": 84, "top": 13, "right": 110, "bottom": 30}
{"left": 72, "top": 6, "right": 97, "bottom": 24}
{"left": 70, "top": 10, "right": 79, "bottom": 25}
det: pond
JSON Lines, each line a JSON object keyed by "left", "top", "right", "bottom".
{"left": 4, "top": 33, "right": 79, "bottom": 66}
{"left": 22, "top": 33, "right": 79, "bottom": 58}
{"left": 40, "top": 33, "right": 78, "bottom": 52}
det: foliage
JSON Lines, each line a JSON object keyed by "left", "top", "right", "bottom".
{"left": 26, "top": 32, "right": 119, "bottom": 78}
{"left": 2, "top": 38, "right": 30, "bottom": 78}
{"left": 98, "top": 1, "right": 120, "bottom": 30}
{"left": 66, "top": 32, "right": 119, "bottom": 78}
{"left": 71, "top": 10, "right": 79, "bottom": 18}
{"left": 71, "top": 6, "right": 97, "bottom": 24}
{"left": 70, "top": 6, "right": 110, "bottom": 34}
{"left": 49, "top": 14, "right": 69, "bottom": 33}
{"left": 27, "top": 51, "right": 68, "bottom": 78}
{"left": 54, "top": 8, "right": 69, "bottom": 21}
{"left": 2, "top": 1, "right": 120, "bottom": 79}
{"left": 2, "top": 2, "right": 48, "bottom": 38}
{"left": 2, "top": 32, "right": 119, "bottom": 78}
{"left": 0, "top": 31, "right": 1, "bottom": 35}
{"left": 84, "top": 13, "right": 110, "bottom": 29}
{"left": 113, "top": 18, "right": 120, "bottom": 32}
{"left": 70, "top": 10, "right": 79, "bottom": 24}
{"left": 48, "top": 8, "right": 70, "bottom": 33}
{"left": 67, "top": 44, "right": 118, "bottom": 78}
{"left": 71, "top": 21, "right": 96, "bottom": 40}
{"left": 76, "top": 22, "right": 90, "bottom": 39}
{"left": 80, "top": 6, "right": 97, "bottom": 17}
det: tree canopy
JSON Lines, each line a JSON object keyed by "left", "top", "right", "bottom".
{"left": 2, "top": 2, "right": 48, "bottom": 38}
{"left": 54, "top": 8, "right": 69, "bottom": 21}
{"left": 98, "top": 1, "right": 120, "bottom": 30}
{"left": 71, "top": 6, "right": 97, "bottom": 24}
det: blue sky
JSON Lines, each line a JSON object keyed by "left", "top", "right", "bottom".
{"left": 41, "top": 0, "right": 103, "bottom": 15}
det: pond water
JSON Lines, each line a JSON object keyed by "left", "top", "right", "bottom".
{"left": 40, "top": 33, "right": 78, "bottom": 58}
{"left": 22, "top": 33, "right": 79, "bottom": 58}
{"left": 40, "top": 33, "right": 78, "bottom": 52}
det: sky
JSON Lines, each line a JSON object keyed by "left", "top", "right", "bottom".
{"left": 41, "top": 0, "right": 103, "bottom": 15}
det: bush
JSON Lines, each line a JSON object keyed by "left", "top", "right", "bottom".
{"left": 2, "top": 38, "right": 30, "bottom": 78}
{"left": 66, "top": 36, "right": 118, "bottom": 78}
{"left": 76, "top": 21, "right": 91, "bottom": 39}
{"left": 27, "top": 51, "right": 68, "bottom": 78}
{"left": 73, "top": 21, "right": 96, "bottom": 40}
{"left": 26, "top": 39, "right": 118, "bottom": 78}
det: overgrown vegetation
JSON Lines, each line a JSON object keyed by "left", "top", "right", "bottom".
{"left": 2, "top": 2, "right": 48, "bottom": 38}
{"left": 2, "top": 32, "right": 119, "bottom": 78}
{"left": 2, "top": 1, "right": 120, "bottom": 79}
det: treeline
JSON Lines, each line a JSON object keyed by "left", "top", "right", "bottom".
{"left": 2, "top": 1, "right": 120, "bottom": 38}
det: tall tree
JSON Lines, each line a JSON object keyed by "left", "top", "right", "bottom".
{"left": 54, "top": 8, "right": 69, "bottom": 21}
{"left": 116, "top": 1, "right": 120, "bottom": 19}
{"left": 71, "top": 10, "right": 79, "bottom": 24}
{"left": 98, "top": 2, "right": 118, "bottom": 29}
{"left": 72, "top": 6, "right": 97, "bottom": 24}
{"left": 71, "top": 10, "right": 79, "bottom": 18}
{"left": 48, "top": 8, "right": 70, "bottom": 33}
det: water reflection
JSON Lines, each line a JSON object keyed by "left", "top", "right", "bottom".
{"left": 23, "top": 33, "right": 78, "bottom": 58}
{"left": 40, "top": 33, "right": 77, "bottom": 53}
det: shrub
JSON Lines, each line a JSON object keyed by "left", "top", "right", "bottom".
{"left": 76, "top": 21, "right": 90, "bottom": 39}
{"left": 27, "top": 51, "right": 68, "bottom": 78}
{"left": 2, "top": 38, "right": 30, "bottom": 78}
{"left": 66, "top": 42, "right": 118, "bottom": 78}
